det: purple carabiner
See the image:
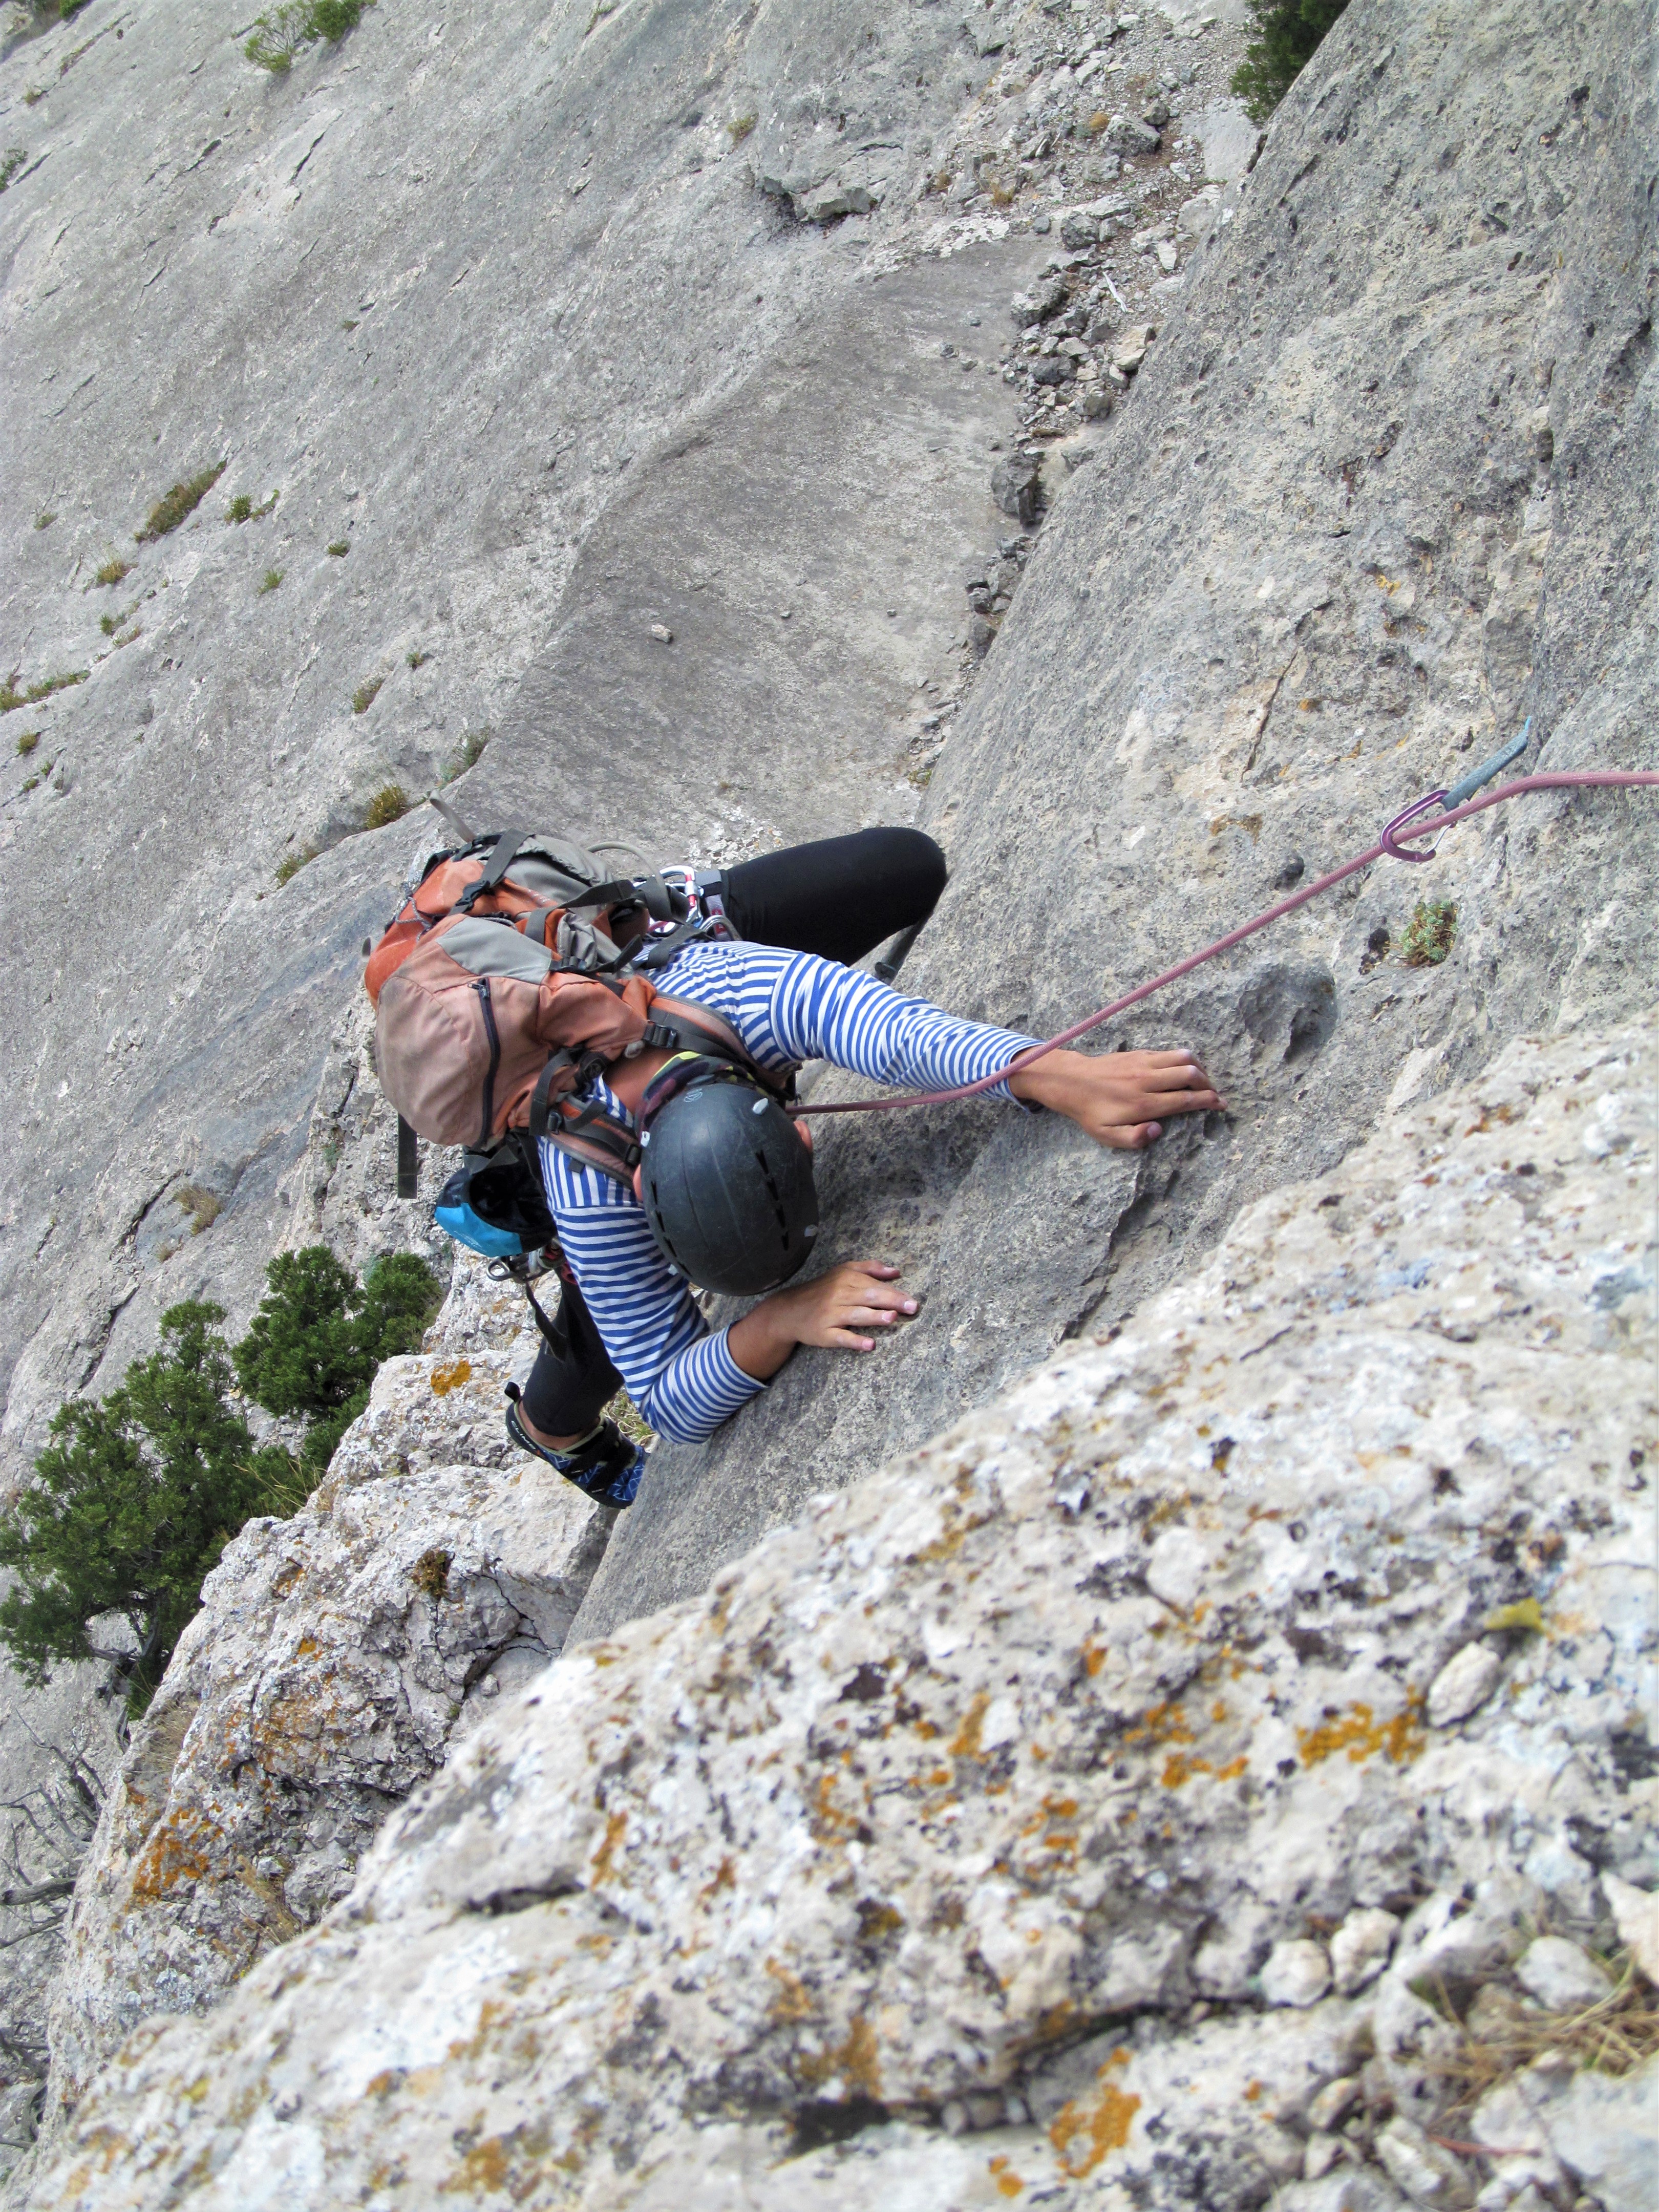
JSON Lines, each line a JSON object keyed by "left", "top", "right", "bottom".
{"left": 1379, "top": 791, "right": 1448, "bottom": 863}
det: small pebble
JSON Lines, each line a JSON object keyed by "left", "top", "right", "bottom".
{"left": 1260, "top": 1937, "right": 1331, "bottom": 2008}
{"left": 1514, "top": 1936, "right": 1612, "bottom": 2012}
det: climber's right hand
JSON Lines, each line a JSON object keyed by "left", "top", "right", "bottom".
{"left": 729, "top": 1262, "right": 918, "bottom": 1379}
{"left": 1010, "top": 1046, "right": 1225, "bottom": 1148}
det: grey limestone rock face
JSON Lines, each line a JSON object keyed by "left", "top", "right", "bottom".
{"left": 0, "top": 0, "right": 1032, "bottom": 1494}
{"left": 0, "top": 0, "right": 1059, "bottom": 2106}
{"left": 16, "top": 1011, "right": 1656, "bottom": 2208}
{"left": 35, "top": 1257, "right": 612, "bottom": 2127}
{"left": 573, "top": 0, "right": 1659, "bottom": 1642}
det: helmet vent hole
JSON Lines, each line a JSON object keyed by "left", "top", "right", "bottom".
{"left": 755, "top": 1152, "right": 790, "bottom": 1245}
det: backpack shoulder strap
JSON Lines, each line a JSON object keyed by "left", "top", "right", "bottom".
{"left": 642, "top": 997, "right": 794, "bottom": 1100}
{"left": 527, "top": 1055, "right": 641, "bottom": 1186}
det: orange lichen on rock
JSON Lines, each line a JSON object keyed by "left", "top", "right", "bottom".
{"left": 129, "top": 1807, "right": 221, "bottom": 1902}
{"left": 797, "top": 2013, "right": 882, "bottom": 2099}
{"left": 589, "top": 1808, "right": 627, "bottom": 1884}
{"left": 949, "top": 1692, "right": 991, "bottom": 1759}
{"left": 429, "top": 1358, "right": 473, "bottom": 1396}
{"left": 765, "top": 1958, "right": 816, "bottom": 2022}
{"left": 1125, "top": 1700, "right": 1196, "bottom": 1750}
{"left": 1160, "top": 1751, "right": 1211, "bottom": 1788}
{"left": 1049, "top": 2049, "right": 1140, "bottom": 2177}
{"left": 1297, "top": 1695, "right": 1424, "bottom": 1769}
{"left": 988, "top": 2151, "right": 1026, "bottom": 2198}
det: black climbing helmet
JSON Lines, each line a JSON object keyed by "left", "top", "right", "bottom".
{"left": 636, "top": 1056, "right": 818, "bottom": 1296}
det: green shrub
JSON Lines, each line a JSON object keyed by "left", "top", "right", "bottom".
{"left": 226, "top": 494, "right": 253, "bottom": 523}
{"left": 0, "top": 1303, "right": 296, "bottom": 1712}
{"left": 94, "top": 557, "right": 131, "bottom": 587}
{"left": 363, "top": 783, "right": 408, "bottom": 828}
{"left": 259, "top": 567, "right": 284, "bottom": 594}
{"left": 306, "top": 0, "right": 366, "bottom": 38}
{"left": 243, "top": 0, "right": 369, "bottom": 73}
{"left": 1231, "top": 0, "right": 1350, "bottom": 122}
{"left": 0, "top": 1246, "right": 442, "bottom": 1711}
{"left": 136, "top": 462, "right": 226, "bottom": 542}
{"left": 235, "top": 1246, "right": 440, "bottom": 1474}
{"left": 16, "top": 729, "right": 40, "bottom": 755}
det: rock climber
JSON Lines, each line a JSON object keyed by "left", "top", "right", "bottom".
{"left": 504, "top": 825, "right": 1223, "bottom": 1505}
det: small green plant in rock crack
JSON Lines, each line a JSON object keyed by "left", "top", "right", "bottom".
{"left": 1, "top": 669, "right": 88, "bottom": 712}
{"left": 227, "top": 490, "right": 279, "bottom": 524}
{"left": 136, "top": 462, "right": 226, "bottom": 542}
{"left": 1401, "top": 899, "right": 1457, "bottom": 968}
{"left": 94, "top": 556, "right": 131, "bottom": 588}
{"left": 411, "top": 1547, "right": 452, "bottom": 1602}
{"left": 16, "top": 730, "right": 41, "bottom": 757}
{"left": 327, "top": 539, "right": 349, "bottom": 557}
{"left": 0, "top": 149, "right": 28, "bottom": 193}
{"left": 727, "top": 114, "right": 756, "bottom": 144}
{"left": 406, "top": 648, "right": 428, "bottom": 669}
{"left": 34, "top": 510, "right": 55, "bottom": 530}
{"left": 442, "top": 727, "right": 490, "bottom": 782}
{"left": 363, "top": 783, "right": 408, "bottom": 830}
{"left": 273, "top": 843, "right": 316, "bottom": 885}
{"left": 259, "top": 567, "right": 284, "bottom": 594}
{"left": 352, "top": 677, "right": 384, "bottom": 715}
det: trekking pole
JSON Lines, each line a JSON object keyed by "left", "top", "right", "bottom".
{"left": 792, "top": 762, "right": 1659, "bottom": 1118}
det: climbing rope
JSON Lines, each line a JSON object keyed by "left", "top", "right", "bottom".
{"left": 790, "top": 764, "right": 1659, "bottom": 1118}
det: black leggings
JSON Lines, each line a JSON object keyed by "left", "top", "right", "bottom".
{"left": 518, "top": 826, "right": 946, "bottom": 1438}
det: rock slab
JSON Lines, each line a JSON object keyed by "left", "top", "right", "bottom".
{"left": 19, "top": 1013, "right": 1655, "bottom": 2208}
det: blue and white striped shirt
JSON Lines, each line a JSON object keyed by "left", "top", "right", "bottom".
{"left": 538, "top": 942, "right": 1037, "bottom": 1443}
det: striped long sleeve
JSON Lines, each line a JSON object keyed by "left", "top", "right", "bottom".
{"left": 539, "top": 943, "right": 1037, "bottom": 1443}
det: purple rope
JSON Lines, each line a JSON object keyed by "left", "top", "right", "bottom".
{"left": 791, "top": 771, "right": 1659, "bottom": 1118}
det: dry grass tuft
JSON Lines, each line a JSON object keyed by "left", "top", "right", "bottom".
{"left": 175, "top": 1183, "right": 222, "bottom": 1235}
{"left": 1429, "top": 1953, "right": 1658, "bottom": 2118}
{"left": 363, "top": 783, "right": 409, "bottom": 830}
{"left": 274, "top": 844, "right": 317, "bottom": 887}
{"left": 606, "top": 1390, "right": 653, "bottom": 1451}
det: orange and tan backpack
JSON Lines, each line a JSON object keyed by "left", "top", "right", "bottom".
{"left": 365, "top": 821, "right": 768, "bottom": 1208}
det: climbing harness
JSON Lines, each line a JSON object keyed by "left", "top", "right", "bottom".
{"left": 790, "top": 739, "right": 1659, "bottom": 1119}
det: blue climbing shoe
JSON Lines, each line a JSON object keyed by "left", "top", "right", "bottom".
{"left": 505, "top": 1403, "right": 646, "bottom": 1509}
